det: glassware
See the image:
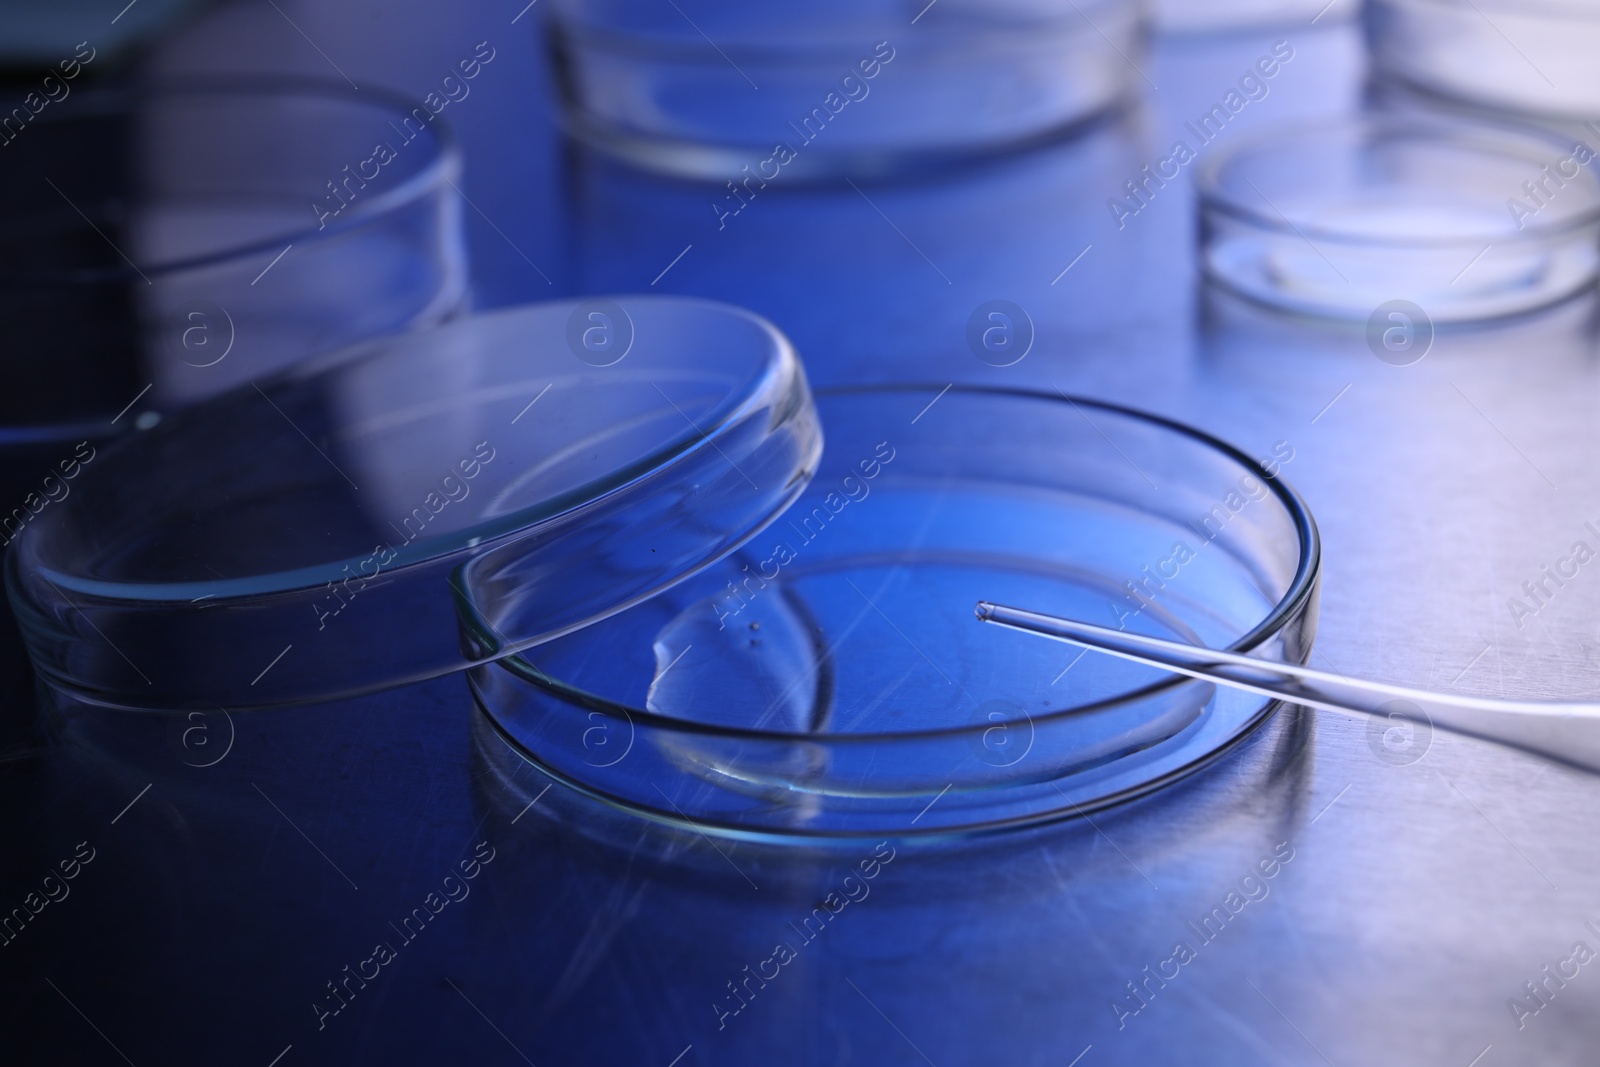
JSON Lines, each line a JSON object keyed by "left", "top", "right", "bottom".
{"left": 1197, "top": 114, "right": 1600, "bottom": 321}
{"left": 6, "top": 298, "right": 821, "bottom": 710}
{"left": 1368, "top": 0, "right": 1600, "bottom": 119}
{"left": 544, "top": 0, "right": 1141, "bottom": 179}
{"left": 1149, "top": 0, "right": 1350, "bottom": 33}
{"left": 0, "top": 79, "right": 467, "bottom": 420}
{"left": 472, "top": 386, "right": 1321, "bottom": 838}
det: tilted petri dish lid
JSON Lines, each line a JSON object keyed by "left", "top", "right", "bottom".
{"left": 470, "top": 386, "right": 1322, "bottom": 839}
{"left": 6, "top": 297, "right": 821, "bottom": 710}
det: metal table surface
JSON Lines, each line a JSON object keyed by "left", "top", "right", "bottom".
{"left": 4, "top": 3, "right": 1599, "bottom": 1065}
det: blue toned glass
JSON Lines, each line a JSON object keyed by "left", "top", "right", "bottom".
{"left": 473, "top": 386, "right": 1321, "bottom": 839}
{"left": 545, "top": 0, "right": 1141, "bottom": 179}
{"left": 0, "top": 79, "right": 467, "bottom": 425}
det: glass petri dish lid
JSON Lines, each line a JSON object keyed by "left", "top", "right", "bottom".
{"left": 1198, "top": 114, "right": 1600, "bottom": 322}
{"left": 470, "top": 386, "right": 1322, "bottom": 839}
{"left": 6, "top": 297, "right": 821, "bottom": 711}
{"left": 544, "top": 0, "right": 1141, "bottom": 180}
{"left": 1368, "top": 0, "right": 1600, "bottom": 119}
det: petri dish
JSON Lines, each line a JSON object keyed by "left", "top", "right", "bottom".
{"left": 6, "top": 297, "right": 821, "bottom": 711}
{"left": 543, "top": 0, "right": 1140, "bottom": 180}
{"left": 1368, "top": 0, "right": 1600, "bottom": 119}
{"left": 0, "top": 80, "right": 467, "bottom": 419}
{"left": 1149, "top": 0, "right": 1351, "bottom": 33}
{"left": 0, "top": 1, "right": 209, "bottom": 68}
{"left": 1198, "top": 114, "right": 1600, "bottom": 322}
{"left": 470, "top": 386, "right": 1322, "bottom": 839}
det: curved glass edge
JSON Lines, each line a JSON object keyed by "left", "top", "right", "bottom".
{"left": 7, "top": 301, "right": 823, "bottom": 711}
{"left": 471, "top": 386, "right": 1324, "bottom": 838}
{"left": 488, "top": 386, "right": 1323, "bottom": 744}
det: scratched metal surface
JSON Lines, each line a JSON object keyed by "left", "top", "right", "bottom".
{"left": 3, "top": 3, "right": 1600, "bottom": 1066}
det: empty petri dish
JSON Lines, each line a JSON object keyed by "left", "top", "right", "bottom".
{"left": 1369, "top": 0, "right": 1600, "bottom": 119}
{"left": 470, "top": 386, "right": 1321, "bottom": 839}
{"left": 544, "top": 0, "right": 1141, "bottom": 180}
{"left": 6, "top": 298, "right": 821, "bottom": 710}
{"left": 1198, "top": 115, "right": 1600, "bottom": 322}
{"left": 0, "top": 80, "right": 467, "bottom": 419}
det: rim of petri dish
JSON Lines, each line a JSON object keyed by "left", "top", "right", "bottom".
{"left": 471, "top": 385, "right": 1323, "bottom": 841}
{"left": 0, "top": 78, "right": 460, "bottom": 287}
{"left": 1196, "top": 114, "right": 1600, "bottom": 321}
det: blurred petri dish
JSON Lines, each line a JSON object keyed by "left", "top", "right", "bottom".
{"left": 1197, "top": 114, "right": 1600, "bottom": 322}
{"left": 471, "top": 386, "right": 1322, "bottom": 839}
{"left": 0, "top": 79, "right": 467, "bottom": 422}
{"left": 1149, "top": 0, "right": 1351, "bottom": 33}
{"left": 1368, "top": 0, "right": 1600, "bottom": 119}
{"left": 6, "top": 297, "right": 821, "bottom": 710}
{"left": 544, "top": 0, "right": 1141, "bottom": 180}
{"left": 0, "top": 0, "right": 212, "bottom": 68}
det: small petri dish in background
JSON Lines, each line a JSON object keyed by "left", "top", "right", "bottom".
{"left": 543, "top": 0, "right": 1141, "bottom": 180}
{"left": 1197, "top": 115, "right": 1600, "bottom": 322}
{"left": 1368, "top": 0, "right": 1600, "bottom": 119}
{"left": 471, "top": 386, "right": 1321, "bottom": 839}
{"left": 0, "top": 79, "right": 467, "bottom": 424}
{"left": 7, "top": 298, "right": 821, "bottom": 711}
